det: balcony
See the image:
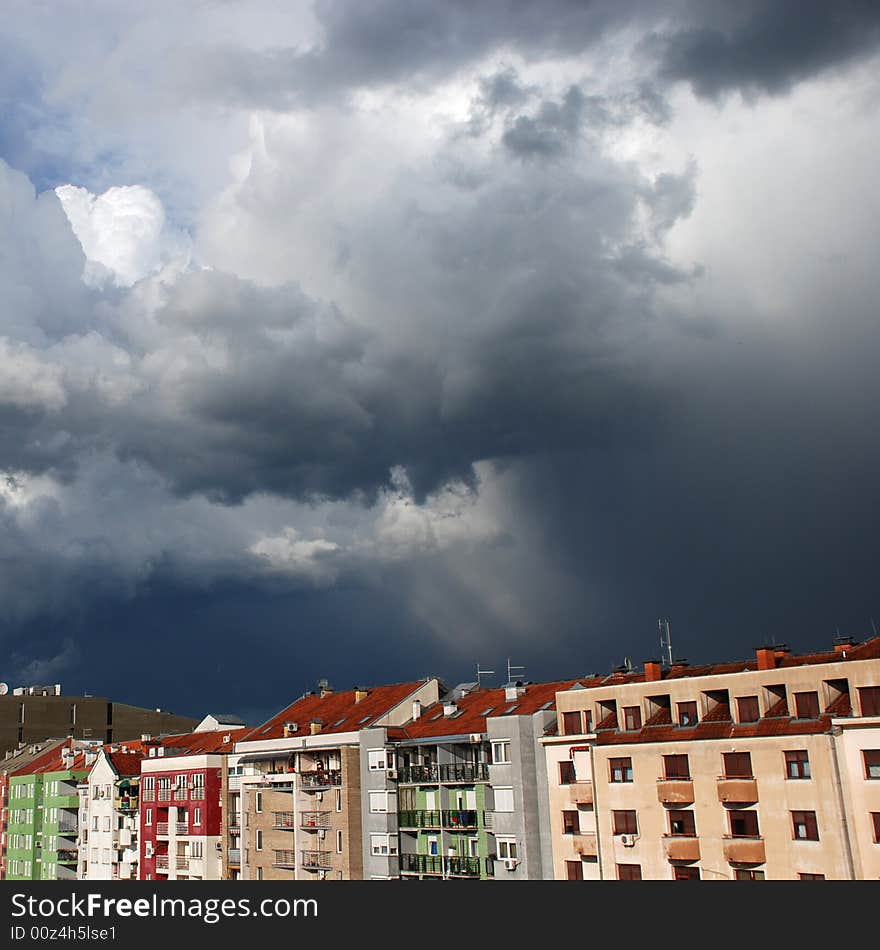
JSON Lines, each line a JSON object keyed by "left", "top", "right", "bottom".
{"left": 175, "top": 857, "right": 190, "bottom": 872}
{"left": 568, "top": 782, "right": 594, "bottom": 805}
{"left": 156, "top": 822, "right": 169, "bottom": 838}
{"left": 173, "top": 789, "right": 188, "bottom": 801}
{"left": 398, "top": 809, "right": 483, "bottom": 830}
{"left": 228, "top": 776, "right": 241, "bottom": 791}
{"left": 271, "top": 812, "right": 296, "bottom": 830}
{"left": 398, "top": 763, "right": 490, "bottom": 785}
{"left": 723, "top": 836, "right": 766, "bottom": 865}
{"left": 175, "top": 822, "right": 189, "bottom": 836}
{"left": 158, "top": 789, "right": 171, "bottom": 802}
{"left": 228, "top": 849, "right": 241, "bottom": 866}
{"left": 273, "top": 850, "right": 297, "bottom": 869}
{"left": 572, "top": 832, "right": 598, "bottom": 857}
{"left": 301, "top": 811, "right": 332, "bottom": 830}
{"left": 300, "top": 850, "right": 333, "bottom": 871}
{"left": 300, "top": 770, "right": 342, "bottom": 790}
{"left": 113, "top": 796, "right": 139, "bottom": 812}
{"left": 717, "top": 777, "right": 759, "bottom": 805}
{"left": 57, "top": 818, "right": 79, "bottom": 836}
{"left": 663, "top": 836, "right": 701, "bottom": 863}
{"left": 399, "top": 810, "right": 441, "bottom": 829}
{"left": 155, "top": 855, "right": 169, "bottom": 871}
{"left": 56, "top": 849, "right": 78, "bottom": 865}
{"left": 228, "top": 819, "right": 241, "bottom": 833}
{"left": 398, "top": 852, "right": 487, "bottom": 877}
{"left": 657, "top": 779, "right": 695, "bottom": 806}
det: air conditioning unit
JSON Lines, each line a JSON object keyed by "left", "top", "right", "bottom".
{"left": 386, "top": 768, "right": 398, "bottom": 780}
{"left": 315, "top": 792, "right": 323, "bottom": 801}
{"left": 318, "top": 870, "right": 327, "bottom": 880}
{"left": 503, "top": 858, "right": 517, "bottom": 871}
{"left": 318, "top": 829, "right": 326, "bottom": 840}
{"left": 619, "top": 834, "right": 637, "bottom": 847}
{"left": 469, "top": 733, "right": 483, "bottom": 744}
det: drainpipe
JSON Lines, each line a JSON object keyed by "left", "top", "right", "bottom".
{"left": 586, "top": 744, "right": 603, "bottom": 881}
{"left": 828, "top": 729, "right": 858, "bottom": 879}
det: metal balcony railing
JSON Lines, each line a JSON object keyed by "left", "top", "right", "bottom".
{"left": 175, "top": 822, "right": 188, "bottom": 835}
{"left": 398, "top": 810, "right": 483, "bottom": 830}
{"left": 399, "top": 853, "right": 489, "bottom": 877}
{"left": 273, "top": 850, "right": 296, "bottom": 869}
{"left": 158, "top": 789, "right": 171, "bottom": 802}
{"left": 155, "top": 855, "right": 169, "bottom": 870}
{"left": 272, "top": 812, "right": 296, "bottom": 829}
{"left": 397, "top": 764, "right": 490, "bottom": 785}
{"left": 300, "top": 850, "right": 333, "bottom": 870}
{"left": 300, "top": 811, "right": 332, "bottom": 830}
{"left": 300, "top": 770, "right": 342, "bottom": 789}
{"left": 156, "top": 822, "right": 169, "bottom": 836}
{"left": 228, "top": 849, "right": 241, "bottom": 865}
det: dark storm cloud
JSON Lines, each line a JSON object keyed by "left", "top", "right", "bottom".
{"left": 651, "top": 0, "right": 880, "bottom": 99}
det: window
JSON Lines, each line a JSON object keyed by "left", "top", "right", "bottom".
{"left": 370, "top": 834, "right": 398, "bottom": 856}
{"left": 559, "top": 761, "right": 576, "bottom": 785}
{"left": 562, "top": 711, "right": 582, "bottom": 735}
{"left": 722, "top": 752, "right": 752, "bottom": 778}
{"left": 617, "top": 863, "right": 641, "bottom": 880}
{"left": 193, "top": 807, "right": 202, "bottom": 826}
{"left": 729, "top": 810, "right": 760, "bottom": 838}
{"left": 255, "top": 791, "right": 262, "bottom": 813}
{"left": 566, "top": 860, "right": 584, "bottom": 880}
{"left": 103, "top": 816, "right": 111, "bottom": 831}
{"left": 612, "top": 810, "right": 638, "bottom": 835}
{"left": 255, "top": 830, "right": 263, "bottom": 851}
{"left": 492, "top": 741, "right": 511, "bottom": 764}
{"left": 794, "top": 691, "right": 820, "bottom": 719}
{"left": 737, "top": 696, "right": 760, "bottom": 722}
{"left": 677, "top": 702, "right": 698, "bottom": 727}
{"left": 734, "top": 869, "right": 765, "bottom": 880}
{"left": 92, "top": 817, "right": 98, "bottom": 831}
{"left": 493, "top": 787, "right": 514, "bottom": 812}
{"left": 190, "top": 841, "right": 203, "bottom": 859}
{"left": 668, "top": 809, "right": 696, "bottom": 837}
{"left": 145, "top": 809, "right": 152, "bottom": 827}
{"left": 335, "top": 788, "right": 342, "bottom": 812}
{"left": 562, "top": 811, "right": 580, "bottom": 835}
{"left": 191, "top": 774, "right": 205, "bottom": 800}
{"left": 792, "top": 811, "right": 819, "bottom": 841}
{"left": 784, "top": 750, "right": 811, "bottom": 780}
{"left": 369, "top": 792, "right": 390, "bottom": 813}
{"left": 497, "top": 838, "right": 518, "bottom": 860}
{"left": 142, "top": 777, "right": 154, "bottom": 801}
{"left": 336, "top": 830, "right": 343, "bottom": 854}
{"left": 798, "top": 873, "right": 825, "bottom": 880}
{"left": 367, "top": 749, "right": 388, "bottom": 771}
{"left": 584, "top": 710, "right": 593, "bottom": 732}
{"left": 858, "top": 686, "right": 880, "bottom": 717}
{"left": 663, "top": 754, "right": 690, "bottom": 779}
{"left": 864, "top": 750, "right": 880, "bottom": 779}
{"left": 623, "top": 706, "right": 642, "bottom": 731}
{"left": 871, "top": 813, "right": 880, "bottom": 843}
{"left": 673, "top": 866, "right": 700, "bottom": 880}
{"left": 609, "top": 757, "right": 633, "bottom": 783}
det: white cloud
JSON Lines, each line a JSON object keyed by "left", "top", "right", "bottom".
{"left": 55, "top": 183, "right": 190, "bottom": 288}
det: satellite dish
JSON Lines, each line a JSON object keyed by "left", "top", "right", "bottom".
{"left": 0, "top": 683, "right": 8, "bottom": 695}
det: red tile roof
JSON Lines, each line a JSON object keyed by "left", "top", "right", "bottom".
{"left": 397, "top": 680, "right": 581, "bottom": 741}
{"left": 245, "top": 682, "right": 430, "bottom": 741}
{"left": 106, "top": 751, "right": 146, "bottom": 776}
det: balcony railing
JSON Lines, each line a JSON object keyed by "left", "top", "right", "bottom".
{"left": 173, "top": 788, "right": 188, "bottom": 801}
{"left": 272, "top": 812, "right": 296, "bottom": 830}
{"left": 663, "top": 835, "right": 701, "bottom": 863}
{"left": 397, "top": 763, "right": 490, "bottom": 785}
{"left": 57, "top": 818, "right": 79, "bottom": 836}
{"left": 228, "top": 849, "right": 241, "bottom": 866}
{"left": 399, "top": 853, "right": 489, "bottom": 877}
{"left": 398, "top": 809, "right": 483, "bottom": 830}
{"left": 657, "top": 779, "right": 695, "bottom": 806}
{"left": 722, "top": 835, "right": 766, "bottom": 866}
{"left": 56, "top": 849, "right": 78, "bottom": 865}
{"left": 158, "top": 789, "right": 171, "bottom": 802}
{"left": 175, "top": 822, "right": 189, "bottom": 835}
{"left": 190, "top": 787, "right": 205, "bottom": 800}
{"left": 301, "top": 811, "right": 332, "bottom": 830}
{"left": 300, "top": 770, "right": 342, "bottom": 790}
{"left": 175, "top": 857, "right": 190, "bottom": 872}
{"left": 228, "top": 776, "right": 241, "bottom": 791}
{"left": 228, "top": 819, "right": 241, "bottom": 833}
{"left": 273, "top": 850, "right": 297, "bottom": 869}
{"left": 717, "top": 776, "right": 759, "bottom": 805}
{"left": 156, "top": 822, "right": 169, "bottom": 837}
{"left": 301, "top": 850, "right": 333, "bottom": 870}
{"left": 568, "top": 782, "right": 594, "bottom": 805}
{"left": 113, "top": 796, "right": 139, "bottom": 812}
{"left": 155, "top": 855, "right": 169, "bottom": 871}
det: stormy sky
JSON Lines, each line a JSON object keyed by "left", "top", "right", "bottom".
{"left": 1, "top": 1, "right": 879, "bottom": 724}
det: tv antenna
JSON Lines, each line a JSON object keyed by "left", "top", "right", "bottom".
{"left": 475, "top": 664, "right": 495, "bottom": 688}
{"left": 506, "top": 658, "right": 525, "bottom": 684}
{"left": 658, "top": 619, "right": 673, "bottom": 668}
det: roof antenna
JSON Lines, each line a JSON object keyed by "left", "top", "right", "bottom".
{"left": 871, "top": 618, "right": 878, "bottom": 638}
{"left": 506, "top": 658, "right": 525, "bottom": 685}
{"left": 475, "top": 664, "right": 495, "bottom": 688}
{"left": 658, "top": 619, "right": 673, "bottom": 668}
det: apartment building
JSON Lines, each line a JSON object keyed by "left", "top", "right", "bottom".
{"left": 388, "top": 679, "right": 577, "bottom": 881}
{"left": 545, "top": 636, "right": 880, "bottom": 880}
{"left": 231, "top": 679, "right": 441, "bottom": 881}
{"left": 0, "top": 687, "right": 198, "bottom": 758}
{"left": 139, "top": 726, "right": 248, "bottom": 881}
{"left": 78, "top": 747, "right": 143, "bottom": 880}
{"left": 0, "top": 740, "right": 66, "bottom": 879}
{"left": 5, "top": 740, "right": 101, "bottom": 880}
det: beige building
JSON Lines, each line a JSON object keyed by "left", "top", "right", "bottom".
{"left": 230, "top": 679, "right": 440, "bottom": 881}
{"left": 545, "top": 636, "right": 880, "bottom": 880}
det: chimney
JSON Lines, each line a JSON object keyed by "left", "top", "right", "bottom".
{"left": 834, "top": 636, "right": 856, "bottom": 654}
{"left": 756, "top": 647, "right": 776, "bottom": 671}
{"left": 669, "top": 658, "right": 688, "bottom": 674}
{"left": 643, "top": 659, "right": 662, "bottom": 682}
{"left": 283, "top": 722, "right": 298, "bottom": 737}
{"left": 309, "top": 719, "right": 324, "bottom": 735}
{"left": 412, "top": 700, "right": 422, "bottom": 721}
{"left": 443, "top": 700, "right": 458, "bottom": 717}
{"left": 318, "top": 679, "right": 333, "bottom": 698}
{"left": 504, "top": 684, "right": 526, "bottom": 702}
{"left": 354, "top": 687, "right": 369, "bottom": 704}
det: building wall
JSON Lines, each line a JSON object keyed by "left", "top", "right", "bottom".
{"left": 544, "top": 737, "right": 600, "bottom": 880}
{"left": 833, "top": 718, "right": 880, "bottom": 879}
{"left": 359, "top": 728, "right": 399, "bottom": 880}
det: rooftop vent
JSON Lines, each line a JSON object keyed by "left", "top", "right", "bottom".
{"left": 504, "top": 684, "right": 526, "bottom": 702}
{"left": 412, "top": 700, "right": 422, "bottom": 721}
{"left": 283, "top": 722, "right": 298, "bottom": 737}
{"left": 443, "top": 701, "right": 458, "bottom": 717}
